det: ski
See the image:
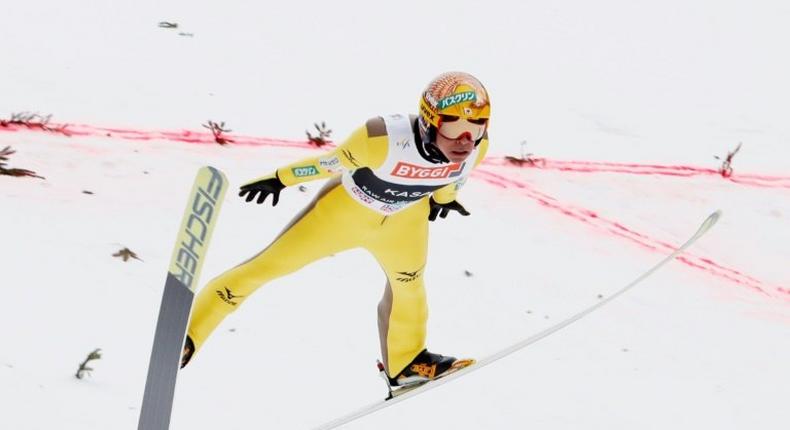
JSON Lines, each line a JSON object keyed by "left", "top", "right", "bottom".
{"left": 137, "top": 166, "right": 228, "bottom": 430}
{"left": 312, "top": 210, "right": 722, "bottom": 430}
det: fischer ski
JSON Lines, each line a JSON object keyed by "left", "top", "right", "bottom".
{"left": 312, "top": 210, "right": 722, "bottom": 430}
{"left": 137, "top": 166, "right": 228, "bottom": 430}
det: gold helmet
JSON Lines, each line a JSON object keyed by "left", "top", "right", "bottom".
{"left": 419, "top": 71, "right": 491, "bottom": 129}
{"left": 417, "top": 72, "right": 490, "bottom": 163}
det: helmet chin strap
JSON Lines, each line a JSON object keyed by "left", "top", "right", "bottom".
{"left": 421, "top": 135, "right": 451, "bottom": 164}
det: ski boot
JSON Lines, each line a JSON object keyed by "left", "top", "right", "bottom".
{"left": 379, "top": 349, "right": 475, "bottom": 399}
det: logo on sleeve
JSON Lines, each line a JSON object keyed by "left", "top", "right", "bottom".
{"left": 292, "top": 165, "right": 319, "bottom": 177}
{"left": 391, "top": 162, "right": 464, "bottom": 179}
{"left": 319, "top": 156, "right": 342, "bottom": 173}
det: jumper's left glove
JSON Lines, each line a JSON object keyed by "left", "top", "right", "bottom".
{"left": 428, "top": 197, "right": 471, "bottom": 221}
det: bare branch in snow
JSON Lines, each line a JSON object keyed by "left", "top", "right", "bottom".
{"left": 75, "top": 348, "right": 102, "bottom": 379}
{"left": 0, "top": 146, "right": 45, "bottom": 179}
{"left": 113, "top": 247, "right": 142, "bottom": 262}
{"left": 505, "top": 140, "right": 545, "bottom": 167}
{"left": 306, "top": 121, "right": 332, "bottom": 147}
{"left": 202, "top": 120, "right": 234, "bottom": 145}
{"left": 714, "top": 142, "right": 742, "bottom": 178}
{"left": 0, "top": 112, "right": 71, "bottom": 136}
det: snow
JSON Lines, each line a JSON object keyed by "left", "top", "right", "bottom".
{"left": 1, "top": 1, "right": 789, "bottom": 429}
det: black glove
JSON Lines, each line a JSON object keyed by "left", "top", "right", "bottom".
{"left": 181, "top": 335, "right": 195, "bottom": 369}
{"left": 428, "top": 197, "right": 470, "bottom": 221}
{"left": 238, "top": 174, "right": 286, "bottom": 206}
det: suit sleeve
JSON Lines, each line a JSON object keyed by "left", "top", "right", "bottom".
{"left": 241, "top": 120, "right": 387, "bottom": 188}
{"left": 431, "top": 137, "right": 489, "bottom": 204}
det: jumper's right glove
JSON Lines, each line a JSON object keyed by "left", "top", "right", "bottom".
{"left": 181, "top": 335, "right": 195, "bottom": 369}
{"left": 238, "top": 174, "right": 286, "bottom": 206}
{"left": 428, "top": 197, "right": 471, "bottom": 221}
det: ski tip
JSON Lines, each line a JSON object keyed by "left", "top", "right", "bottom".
{"left": 203, "top": 165, "right": 227, "bottom": 178}
{"left": 200, "top": 166, "right": 229, "bottom": 185}
{"left": 706, "top": 209, "right": 723, "bottom": 226}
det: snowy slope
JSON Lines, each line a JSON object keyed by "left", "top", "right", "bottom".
{"left": 1, "top": 1, "right": 789, "bottom": 429}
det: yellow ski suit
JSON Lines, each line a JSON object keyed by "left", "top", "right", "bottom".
{"left": 187, "top": 114, "right": 488, "bottom": 377}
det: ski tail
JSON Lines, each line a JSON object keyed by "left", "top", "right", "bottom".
{"left": 138, "top": 166, "right": 228, "bottom": 430}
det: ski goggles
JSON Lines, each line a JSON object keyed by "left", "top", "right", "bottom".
{"left": 437, "top": 114, "right": 487, "bottom": 141}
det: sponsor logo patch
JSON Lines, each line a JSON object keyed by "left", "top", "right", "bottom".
{"left": 216, "top": 287, "right": 244, "bottom": 306}
{"left": 396, "top": 267, "right": 423, "bottom": 283}
{"left": 391, "top": 162, "right": 464, "bottom": 179}
{"left": 419, "top": 102, "right": 437, "bottom": 123}
{"left": 384, "top": 188, "right": 431, "bottom": 198}
{"left": 319, "top": 156, "right": 342, "bottom": 173}
{"left": 350, "top": 185, "right": 374, "bottom": 204}
{"left": 438, "top": 91, "right": 476, "bottom": 110}
{"left": 380, "top": 204, "right": 401, "bottom": 213}
{"left": 292, "top": 165, "right": 319, "bottom": 177}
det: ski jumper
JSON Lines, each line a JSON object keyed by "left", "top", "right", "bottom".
{"left": 187, "top": 114, "right": 489, "bottom": 377}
